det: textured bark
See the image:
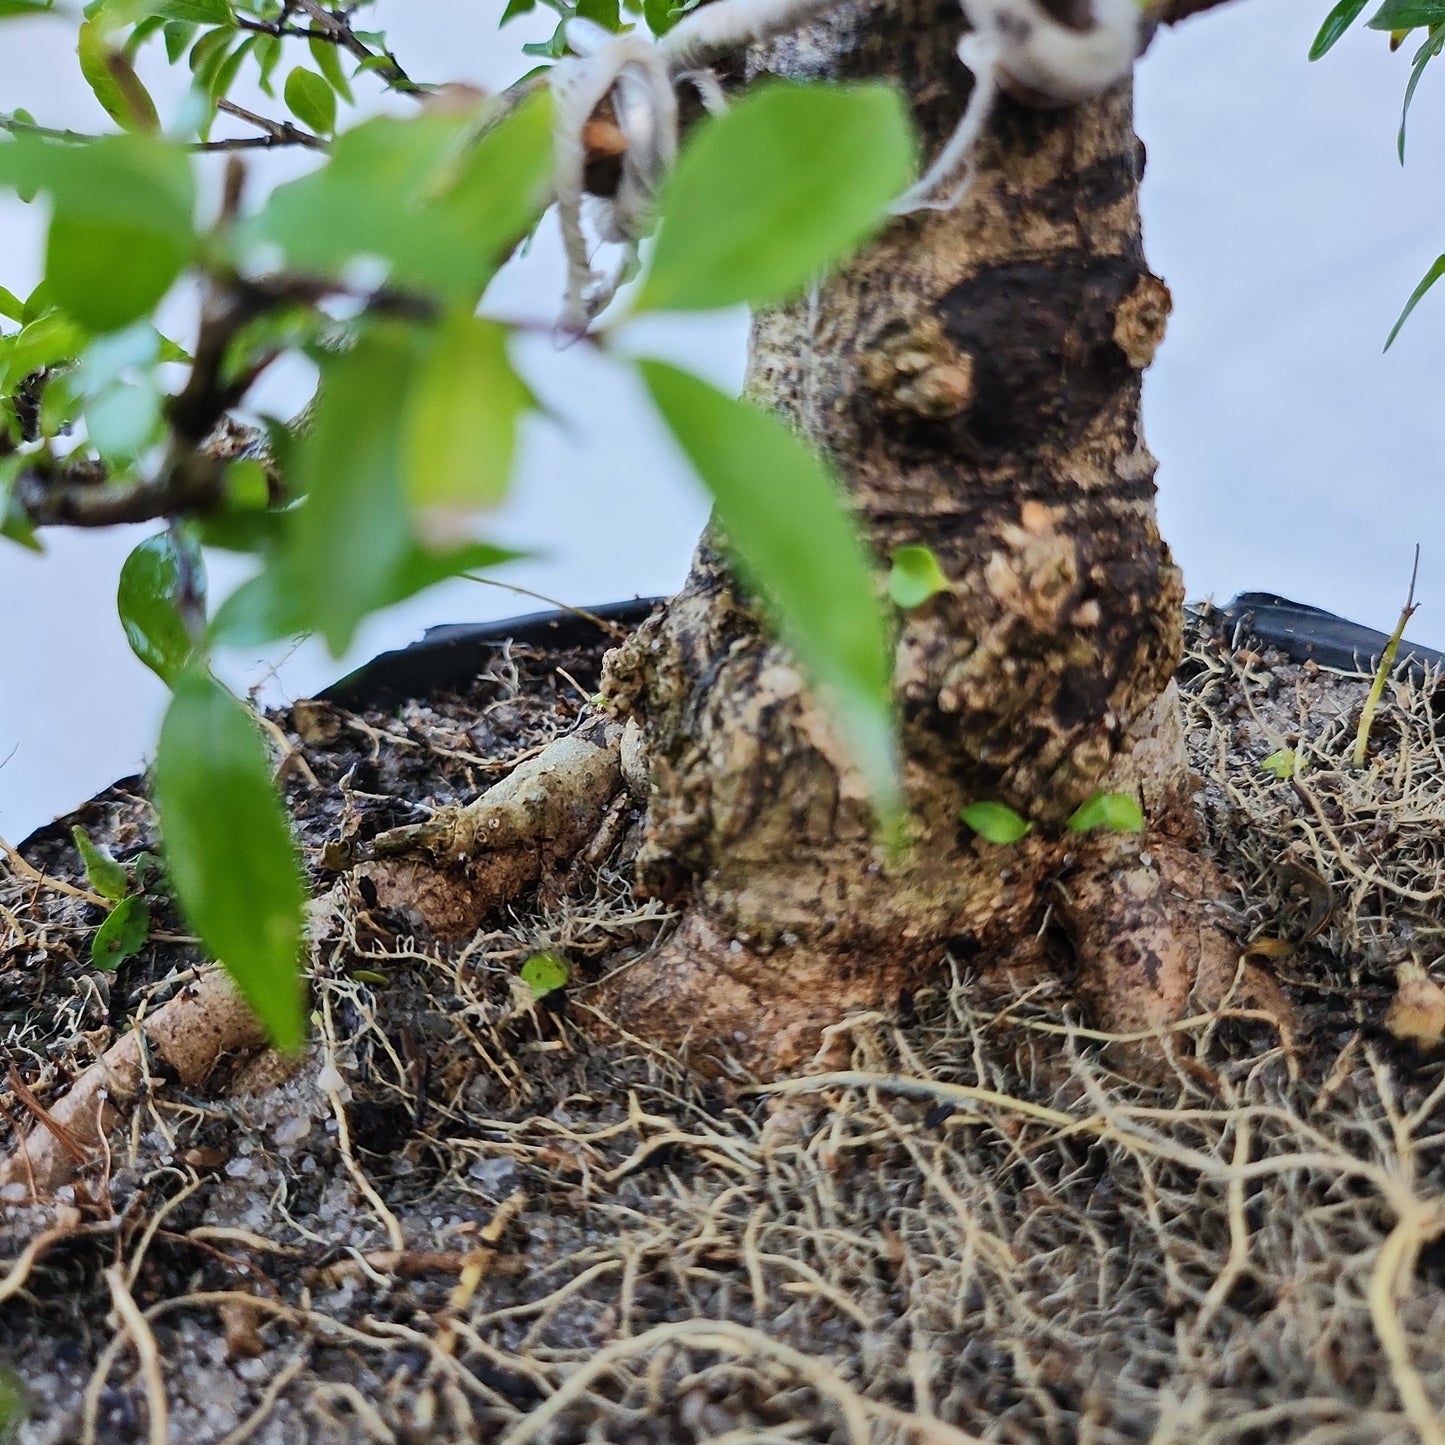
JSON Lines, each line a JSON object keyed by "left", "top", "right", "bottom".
{"left": 597, "top": 0, "right": 1261, "bottom": 1073}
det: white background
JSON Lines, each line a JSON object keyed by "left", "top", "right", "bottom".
{"left": 1, "top": 0, "right": 1441, "bottom": 839}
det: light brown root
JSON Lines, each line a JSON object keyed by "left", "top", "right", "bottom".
{"left": 1061, "top": 829, "right": 1295, "bottom": 1068}
{"left": 356, "top": 717, "right": 625, "bottom": 937}
{"left": 0, "top": 968, "right": 264, "bottom": 1198}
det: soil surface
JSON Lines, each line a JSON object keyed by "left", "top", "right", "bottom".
{"left": 1, "top": 602, "right": 1443, "bottom": 1444}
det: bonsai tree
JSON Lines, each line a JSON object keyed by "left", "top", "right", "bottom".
{"left": 0, "top": 0, "right": 1423, "bottom": 1097}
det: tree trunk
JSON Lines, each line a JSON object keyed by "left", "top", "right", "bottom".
{"left": 598, "top": 0, "right": 1259, "bottom": 1075}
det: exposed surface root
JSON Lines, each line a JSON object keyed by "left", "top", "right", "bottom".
{"left": 0, "top": 969, "right": 264, "bottom": 1198}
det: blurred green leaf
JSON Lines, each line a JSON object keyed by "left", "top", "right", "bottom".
{"left": 91, "top": 893, "right": 150, "bottom": 970}
{"left": 642, "top": 359, "right": 899, "bottom": 821}
{"left": 1385, "top": 251, "right": 1445, "bottom": 348}
{"left": 118, "top": 528, "right": 204, "bottom": 683}
{"left": 162, "top": 19, "right": 195, "bottom": 62}
{"left": 0, "top": 286, "right": 23, "bottom": 323}
{"left": 0, "top": 1, "right": 53, "bottom": 16}
{"left": 404, "top": 314, "right": 531, "bottom": 513}
{"left": 960, "top": 801, "right": 1032, "bottom": 845}
{"left": 520, "top": 950, "right": 570, "bottom": 998}
{"left": 636, "top": 82, "right": 915, "bottom": 315}
{"left": 500, "top": 0, "right": 537, "bottom": 19}
{"left": 155, "top": 670, "right": 307, "bottom": 1050}
{"left": 1064, "top": 791, "right": 1145, "bottom": 833}
{"left": 888, "top": 544, "right": 950, "bottom": 610}
{"left": 139, "top": 0, "right": 233, "bottom": 21}
{"left": 0, "top": 133, "right": 195, "bottom": 331}
{"left": 1310, "top": 0, "right": 1369, "bottom": 55}
{"left": 0, "top": 1363, "right": 28, "bottom": 1441}
{"left": 284, "top": 64, "right": 336, "bottom": 135}
{"left": 285, "top": 326, "right": 415, "bottom": 653}
{"left": 72, "top": 824, "right": 130, "bottom": 901}
{"left": 85, "top": 376, "right": 161, "bottom": 457}
{"left": 0, "top": 311, "right": 84, "bottom": 391}
{"left": 249, "top": 89, "right": 553, "bottom": 304}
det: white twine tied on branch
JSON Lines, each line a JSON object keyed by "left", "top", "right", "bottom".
{"left": 549, "top": 0, "right": 1151, "bottom": 330}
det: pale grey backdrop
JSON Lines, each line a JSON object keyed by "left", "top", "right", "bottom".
{"left": 1, "top": 0, "right": 1441, "bottom": 839}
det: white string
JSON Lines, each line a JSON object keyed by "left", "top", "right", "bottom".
{"left": 890, "top": 32, "right": 1000, "bottom": 214}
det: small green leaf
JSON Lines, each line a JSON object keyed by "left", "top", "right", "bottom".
{"left": 162, "top": 19, "right": 196, "bottom": 62}
{"left": 1261, "top": 748, "right": 1299, "bottom": 780}
{"left": 520, "top": 950, "right": 570, "bottom": 998}
{"left": 0, "top": 0, "right": 53, "bottom": 16}
{"left": 72, "top": 824, "right": 130, "bottom": 902}
{"left": 1397, "top": 24, "right": 1445, "bottom": 160}
{"left": 403, "top": 314, "right": 531, "bottom": 513}
{"left": 78, "top": 19, "right": 161, "bottom": 132}
{"left": 888, "top": 544, "right": 950, "bottom": 610}
{"left": 308, "top": 34, "right": 353, "bottom": 104}
{"left": 1310, "top": 0, "right": 1369, "bottom": 55}
{"left": 960, "top": 801, "right": 1032, "bottom": 844}
{"left": 154, "top": 669, "right": 307, "bottom": 1050}
{"left": 1385, "top": 252, "right": 1445, "bottom": 349}
{"left": 500, "top": 0, "right": 537, "bottom": 20}
{"left": 117, "top": 528, "right": 205, "bottom": 683}
{"left": 0, "top": 286, "right": 23, "bottom": 323}
{"left": 1064, "top": 791, "right": 1145, "bottom": 833}
{"left": 641, "top": 359, "right": 899, "bottom": 821}
{"left": 636, "top": 82, "right": 915, "bottom": 315}
{"left": 284, "top": 65, "right": 336, "bottom": 136}
{"left": 91, "top": 893, "right": 150, "bottom": 971}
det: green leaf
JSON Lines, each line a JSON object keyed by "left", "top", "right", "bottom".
{"left": 641, "top": 359, "right": 899, "bottom": 820}
{"left": 960, "top": 801, "right": 1032, "bottom": 845}
{"left": 91, "top": 893, "right": 150, "bottom": 971}
{"left": 1261, "top": 747, "right": 1299, "bottom": 780}
{"left": 577, "top": 0, "right": 621, "bottom": 28}
{"left": 1397, "top": 24, "right": 1445, "bottom": 160}
{"left": 0, "top": 311, "right": 84, "bottom": 391}
{"left": 403, "top": 314, "right": 531, "bottom": 513}
{"left": 1367, "top": 0, "right": 1445, "bottom": 26}
{"left": 154, "top": 670, "right": 307, "bottom": 1050}
{"left": 888, "top": 544, "right": 950, "bottom": 610}
{"left": 1385, "top": 252, "right": 1445, "bottom": 348}
{"left": 284, "top": 65, "right": 336, "bottom": 135}
{"left": 253, "top": 32, "right": 281, "bottom": 95}
{"left": 72, "top": 824, "right": 130, "bottom": 901}
{"left": 78, "top": 19, "right": 161, "bottom": 132}
{"left": 1310, "top": 0, "right": 1369, "bottom": 55}
{"left": 162, "top": 19, "right": 196, "bottom": 62}
{"left": 0, "top": 286, "right": 23, "bottom": 323}
{"left": 0, "top": 0, "right": 53, "bottom": 16}
{"left": 117, "top": 528, "right": 205, "bottom": 683}
{"left": 0, "top": 133, "right": 195, "bottom": 331}
{"left": 309, "top": 34, "right": 353, "bottom": 104}
{"left": 249, "top": 89, "right": 553, "bottom": 304}
{"left": 1064, "top": 791, "right": 1145, "bottom": 833}
{"left": 636, "top": 82, "right": 915, "bottom": 315}
{"left": 520, "top": 950, "right": 570, "bottom": 998}
{"left": 500, "top": 0, "right": 537, "bottom": 20}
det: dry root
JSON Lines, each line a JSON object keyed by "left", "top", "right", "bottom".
{"left": 351, "top": 716, "right": 625, "bottom": 937}
{"left": 0, "top": 969, "right": 265, "bottom": 1199}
